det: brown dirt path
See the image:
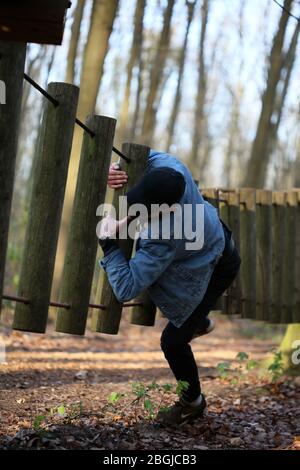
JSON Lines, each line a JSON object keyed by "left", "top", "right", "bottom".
{"left": 0, "top": 311, "right": 299, "bottom": 450}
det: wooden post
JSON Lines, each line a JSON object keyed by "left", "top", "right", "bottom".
{"left": 13, "top": 82, "right": 79, "bottom": 333}
{"left": 281, "top": 190, "right": 298, "bottom": 324}
{"left": 293, "top": 189, "right": 300, "bottom": 323}
{"left": 130, "top": 291, "right": 157, "bottom": 326}
{"left": 219, "top": 191, "right": 242, "bottom": 315}
{"left": 91, "top": 143, "right": 150, "bottom": 334}
{"left": 239, "top": 188, "right": 256, "bottom": 319}
{"left": 219, "top": 193, "right": 230, "bottom": 314}
{"left": 202, "top": 188, "right": 224, "bottom": 311}
{"left": 256, "top": 190, "right": 272, "bottom": 322}
{"left": 55, "top": 115, "right": 116, "bottom": 335}
{"left": 270, "top": 191, "right": 286, "bottom": 323}
{"left": 227, "top": 191, "right": 242, "bottom": 315}
{"left": 202, "top": 188, "right": 219, "bottom": 210}
{"left": 0, "top": 42, "right": 26, "bottom": 311}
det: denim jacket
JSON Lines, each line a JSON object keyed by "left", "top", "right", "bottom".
{"left": 100, "top": 149, "right": 225, "bottom": 328}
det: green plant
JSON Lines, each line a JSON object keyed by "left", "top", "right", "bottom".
{"left": 130, "top": 381, "right": 157, "bottom": 419}
{"left": 217, "top": 353, "right": 259, "bottom": 383}
{"left": 175, "top": 380, "right": 190, "bottom": 397}
{"left": 107, "top": 392, "right": 124, "bottom": 405}
{"left": 217, "top": 361, "right": 231, "bottom": 379}
{"left": 268, "top": 351, "right": 284, "bottom": 382}
{"left": 143, "top": 399, "right": 155, "bottom": 419}
{"left": 106, "top": 380, "right": 189, "bottom": 421}
{"left": 131, "top": 381, "right": 147, "bottom": 399}
{"left": 33, "top": 415, "right": 46, "bottom": 434}
{"left": 246, "top": 359, "right": 259, "bottom": 370}
{"left": 236, "top": 352, "right": 249, "bottom": 361}
{"left": 57, "top": 405, "right": 66, "bottom": 417}
{"left": 31, "top": 401, "right": 84, "bottom": 435}
{"left": 161, "top": 383, "right": 173, "bottom": 393}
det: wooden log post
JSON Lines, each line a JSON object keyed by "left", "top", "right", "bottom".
{"left": 239, "top": 188, "right": 256, "bottom": 319}
{"left": 91, "top": 143, "right": 150, "bottom": 334}
{"left": 13, "top": 83, "right": 79, "bottom": 333}
{"left": 219, "top": 191, "right": 242, "bottom": 315}
{"left": 226, "top": 191, "right": 242, "bottom": 315}
{"left": 130, "top": 291, "right": 157, "bottom": 327}
{"left": 55, "top": 115, "right": 116, "bottom": 335}
{"left": 281, "top": 190, "right": 298, "bottom": 324}
{"left": 219, "top": 193, "right": 230, "bottom": 314}
{"left": 202, "top": 188, "right": 219, "bottom": 211}
{"left": 202, "top": 188, "right": 224, "bottom": 311}
{"left": 256, "top": 190, "right": 272, "bottom": 322}
{"left": 0, "top": 42, "right": 26, "bottom": 311}
{"left": 128, "top": 208, "right": 157, "bottom": 327}
{"left": 271, "top": 191, "right": 286, "bottom": 323}
{"left": 293, "top": 189, "right": 300, "bottom": 323}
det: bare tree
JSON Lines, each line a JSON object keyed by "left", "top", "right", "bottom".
{"left": 294, "top": 109, "right": 300, "bottom": 186}
{"left": 65, "top": 0, "right": 86, "bottom": 83}
{"left": 140, "top": 0, "right": 175, "bottom": 145}
{"left": 166, "top": 0, "right": 196, "bottom": 151}
{"left": 243, "top": 0, "right": 294, "bottom": 188}
{"left": 53, "top": 0, "right": 119, "bottom": 297}
{"left": 129, "top": 46, "right": 144, "bottom": 141}
{"left": 269, "top": 17, "right": 300, "bottom": 160}
{"left": 189, "top": 0, "right": 209, "bottom": 179}
{"left": 223, "top": 85, "right": 244, "bottom": 188}
{"left": 118, "top": 0, "right": 146, "bottom": 145}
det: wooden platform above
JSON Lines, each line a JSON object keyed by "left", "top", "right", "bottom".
{"left": 0, "top": 0, "right": 71, "bottom": 45}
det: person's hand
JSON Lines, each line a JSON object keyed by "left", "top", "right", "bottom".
{"left": 98, "top": 213, "right": 134, "bottom": 255}
{"left": 98, "top": 214, "right": 134, "bottom": 243}
{"left": 108, "top": 162, "right": 128, "bottom": 189}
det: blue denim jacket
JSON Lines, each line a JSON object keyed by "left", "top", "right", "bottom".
{"left": 100, "top": 149, "right": 225, "bottom": 328}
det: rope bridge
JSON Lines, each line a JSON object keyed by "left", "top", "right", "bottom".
{"left": 1, "top": 44, "right": 299, "bottom": 338}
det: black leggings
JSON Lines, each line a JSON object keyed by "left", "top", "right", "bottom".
{"left": 160, "top": 226, "right": 241, "bottom": 401}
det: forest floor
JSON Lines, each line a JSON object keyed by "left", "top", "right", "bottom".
{"left": 0, "top": 309, "right": 299, "bottom": 450}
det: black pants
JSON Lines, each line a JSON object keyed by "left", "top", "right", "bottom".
{"left": 160, "top": 220, "right": 242, "bottom": 402}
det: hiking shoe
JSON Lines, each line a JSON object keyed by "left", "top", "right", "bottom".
{"left": 192, "top": 318, "right": 215, "bottom": 340}
{"left": 155, "top": 394, "right": 207, "bottom": 426}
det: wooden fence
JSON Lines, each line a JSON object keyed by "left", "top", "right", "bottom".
{"left": 1, "top": 44, "right": 299, "bottom": 336}
{"left": 202, "top": 188, "right": 300, "bottom": 324}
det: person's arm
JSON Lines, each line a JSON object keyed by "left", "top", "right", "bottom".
{"left": 100, "top": 238, "right": 176, "bottom": 303}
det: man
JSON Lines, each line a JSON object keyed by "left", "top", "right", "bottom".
{"left": 99, "top": 149, "right": 241, "bottom": 426}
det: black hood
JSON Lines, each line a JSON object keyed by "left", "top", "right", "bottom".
{"left": 126, "top": 166, "right": 186, "bottom": 210}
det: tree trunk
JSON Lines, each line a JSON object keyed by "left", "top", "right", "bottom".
{"left": 0, "top": 42, "right": 26, "bottom": 309}
{"left": 223, "top": 87, "right": 242, "bottom": 188}
{"left": 166, "top": 0, "right": 196, "bottom": 151}
{"left": 279, "top": 324, "right": 300, "bottom": 372}
{"left": 269, "top": 17, "right": 300, "bottom": 164}
{"left": 189, "top": 0, "right": 209, "bottom": 179}
{"left": 129, "top": 47, "right": 144, "bottom": 141}
{"left": 52, "top": 0, "right": 119, "bottom": 298}
{"left": 282, "top": 105, "right": 300, "bottom": 373}
{"left": 244, "top": 2, "right": 298, "bottom": 368}
{"left": 243, "top": 0, "right": 293, "bottom": 188}
{"left": 118, "top": 0, "right": 146, "bottom": 145}
{"left": 65, "top": 0, "right": 86, "bottom": 83}
{"left": 140, "top": 0, "right": 175, "bottom": 145}
{"left": 295, "top": 113, "right": 300, "bottom": 186}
